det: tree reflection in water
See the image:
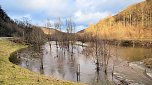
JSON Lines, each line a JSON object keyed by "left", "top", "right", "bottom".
{"left": 15, "top": 41, "right": 152, "bottom": 85}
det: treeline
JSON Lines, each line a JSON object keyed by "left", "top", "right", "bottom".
{"left": 0, "top": 6, "right": 46, "bottom": 45}
{"left": 115, "top": 1, "right": 152, "bottom": 28}
{"left": 0, "top": 6, "right": 22, "bottom": 37}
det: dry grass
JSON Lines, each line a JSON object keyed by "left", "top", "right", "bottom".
{"left": 84, "top": 22, "right": 152, "bottom": 41}
{"left": 143, "top": 58, "right": 152, "bottom": 68}
{"left": 41, "top": 27, "right": 63, "bottom": 35}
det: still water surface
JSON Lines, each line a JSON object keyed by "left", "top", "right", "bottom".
{"left": 15, "top": 41, "right": 152, "bottom": 85}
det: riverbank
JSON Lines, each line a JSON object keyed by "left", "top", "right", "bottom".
{"left": 0, "top": 38, "right": 83, "bottom": 85}
{"left": 143, "top": 58, "right": 152, "bottom": 68}
{"left": 113, "top": 60, "right": 152, "bottom": 85}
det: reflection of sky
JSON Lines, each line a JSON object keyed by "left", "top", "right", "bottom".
{"left": 40, "top": 42, "right": 108, "bottom": 83}
{"left": 41, "top": 42, "right": 99, "bottom": 83}
{"left": 19, "top": 49, "right": 42, "bottom": 73}
{"left": 17, "top": 41, "right": 152, "bottom": 84}
{"left": 0, "top": 0, "right": 143, "bottom": 32}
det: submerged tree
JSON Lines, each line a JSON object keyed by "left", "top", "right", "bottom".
{"left": 65, "top": 18, "right": 76, "bottom": 53}
{"left": 46, "top": 18, "right": 52, "bottom": 49}
{"left": 54, "top": 18, "right": 62, "bottom": 48}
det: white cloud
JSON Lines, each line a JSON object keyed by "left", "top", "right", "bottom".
{"left": 74, "top": 11, "right": 110, "bottom": 25}
{"left": 76, "top": 0, "right": 144, "bottom": 13}
{"left": 1, "top": 0, "right": 76, "bottom": 17}
{"left": 76, "top": 0, "right": 106, "bottom": 12}
{"left": 74, "top": 0, "right": 143, "bottom": 26}
{"left": 0, "top": 0, "right": 144, "bottom": 31}
{"left": 11, "top": 14, "right": 31, "bottom": 20}
{"left": 75, "top": 25, "right": 87, "bottom": 32}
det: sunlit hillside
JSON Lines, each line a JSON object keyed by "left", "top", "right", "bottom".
{"left": 80, "top": 0, "right": 152, "bottom": 41}
{"left": 41, "top": 27, "right": 64, "bottom": 35}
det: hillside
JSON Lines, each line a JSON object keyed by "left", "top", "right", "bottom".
{"left": 0, "top": 6, "right": 23, "bottom": 37}
{"left": 41, "top": 27, "right": 64, "bottom": 35}
{"left": 79, "top": 0, "right": 152, "bottom": 41}
{"left": 0, "top": 6, "right": 46, "bottom": 44}
{"left": 41, "top": 27, "right": 68, "bottom": 41}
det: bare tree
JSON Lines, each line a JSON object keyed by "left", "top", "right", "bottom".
{"left": 54, "top": 17, "right": 62, "bottom": 48}
{"left": 65, "top": 18, "right": 76, "bottom": 53}
{"left": 46, "top": 18, "right": 52, "bottom": 49}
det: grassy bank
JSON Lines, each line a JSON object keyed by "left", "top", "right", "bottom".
{"left": 0, "top": 39, "right": 83, "bottom": 85}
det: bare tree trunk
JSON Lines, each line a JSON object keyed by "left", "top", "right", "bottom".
{"left": 142, "top": 6, "right": 144, "bottom": 27}
{"left": 76, "top": 64, "right": 80, "bottom": 82}
{"left": 112, "top": 60, "right": 115, "bottom": 81}
{"left": 40, "top": 56, "right": 44, "bottom": 74}
{"left": 22, "top": 31, "right": 25, "bottom": 43}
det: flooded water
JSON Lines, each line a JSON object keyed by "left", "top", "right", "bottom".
{"left": 14, "top": 41, "right": 152, "bottom": 85}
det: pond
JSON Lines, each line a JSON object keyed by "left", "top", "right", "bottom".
{"left": 13, "top": 41, "right": 152, "bottom": 85}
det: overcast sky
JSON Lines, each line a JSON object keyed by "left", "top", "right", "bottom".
{"left": 0, "top": 0, "right": 143, "bottom": 32}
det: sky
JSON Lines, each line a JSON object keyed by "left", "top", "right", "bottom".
{"left": 0, "top": 0, "right": 143, "bottom": 32}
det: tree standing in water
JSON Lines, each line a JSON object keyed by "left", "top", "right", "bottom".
{"left": 54, "top": 18, "right": 62, "bottom": 48}
{"left": 66, "top": 18, "right": 76, "bottom": 54}
{"left": 46, "top": 18, "right": 52, "bottom": 49}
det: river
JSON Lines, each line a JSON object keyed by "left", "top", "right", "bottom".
{"left": 12, "top": 41, "right": 152, "bottom": 85}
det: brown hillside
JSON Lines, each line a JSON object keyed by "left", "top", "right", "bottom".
{"left": 41, "top": 27, "right": 64, "bottom": 35}
{"left": 80, "top": 1, "right": 152, "bottom": 41}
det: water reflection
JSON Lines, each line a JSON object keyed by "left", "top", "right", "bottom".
{"left": 15, "top": 41, "right": 152, "bottom": 85}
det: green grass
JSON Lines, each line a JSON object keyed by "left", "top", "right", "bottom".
{"left": 0, "top": 39, "right": 84, "bottom": 85}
